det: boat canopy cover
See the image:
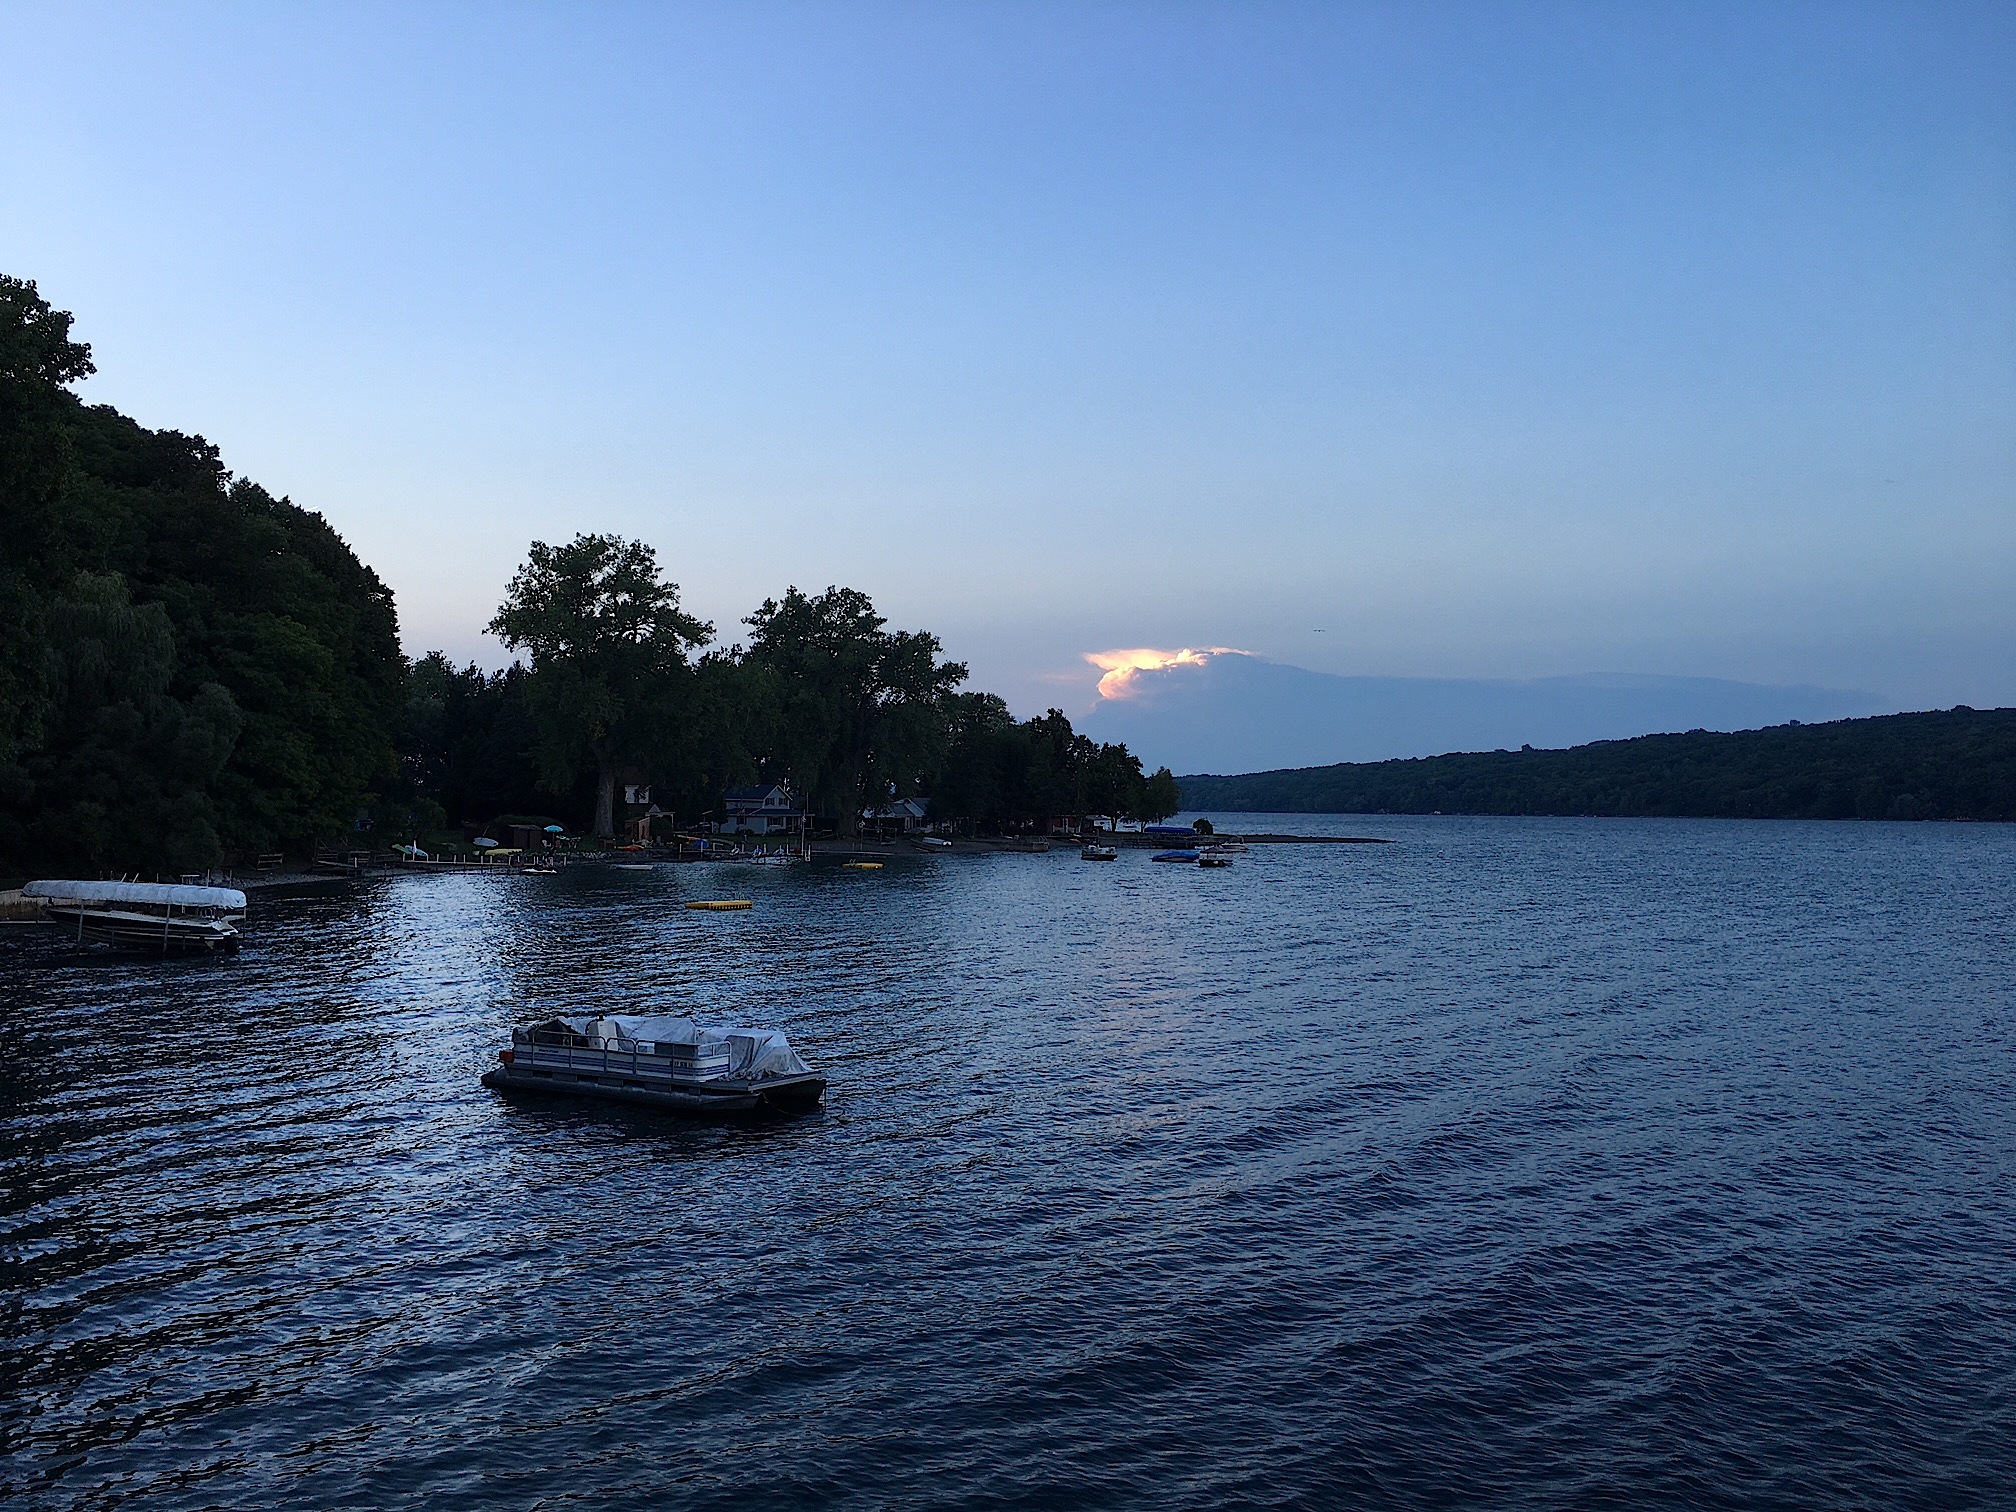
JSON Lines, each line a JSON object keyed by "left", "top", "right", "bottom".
{"left": 544, "top": 1013, "right": 813, "bottom": 1080}
{"left": 23, "top": 880, "right": 248, "bottom": 909}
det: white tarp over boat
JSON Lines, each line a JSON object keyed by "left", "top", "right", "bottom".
{"left": 23, "top": 880, "right": 248, "bottom": 910}
{"left": 540, "top": 1013, "right": 813, "bottom": 1080}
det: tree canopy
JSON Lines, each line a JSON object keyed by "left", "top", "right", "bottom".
{"left": 742, "top": 586, "right": 967, "bottom": 837}
{"left": 1, "top": 276, "right": 402, "bottom": 877}
{"left": 489, "top": 534, "right": 710, "bottom": 837}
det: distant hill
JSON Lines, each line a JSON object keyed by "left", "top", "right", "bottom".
{"left": 1080, "top": 653, "right": 1891, "bottom": 774}
{"left": 1176, "top": 707, "right": 2016, "bottom": 821}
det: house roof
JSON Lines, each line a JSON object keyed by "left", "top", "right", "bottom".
{"left": 863, "top": 797, "right": 929, "bottom": 819}
{"left": 723, "top": 784, "right": 790, "bottom": 802}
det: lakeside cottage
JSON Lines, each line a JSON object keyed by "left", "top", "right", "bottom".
{"left": 862, "top": 797, "right": 930, "bottom": 835}
{"left": 722, "top": 784, "right": 809, "bottom": 837}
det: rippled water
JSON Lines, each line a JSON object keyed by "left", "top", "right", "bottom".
{"left": 5, "top": 816, "right": 2014, "bottom": 1509}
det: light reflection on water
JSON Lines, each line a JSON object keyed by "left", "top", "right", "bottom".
{"left": 4, "top": 816, "right": 2014, "bottom": 1508}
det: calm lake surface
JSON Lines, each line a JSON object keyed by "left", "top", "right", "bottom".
{"left": 4, "top": 815, "right": 2014, "bottom": 1509}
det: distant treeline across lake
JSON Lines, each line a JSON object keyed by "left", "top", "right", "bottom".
{"left": 1178, "top": 708, "right": 2016, "bottom": 822}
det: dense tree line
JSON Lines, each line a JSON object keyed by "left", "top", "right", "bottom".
{"left": 1177, "top": 708, "right": 2016, "bottom": 821}
{"left": 1, "top": 277, "right": 402, "bottom": 877}
{"left": 1, "top": 277, "right": 1173, "bottom": 875}
{"left": 398, "top": 535, "right": 1180, "bottom": 839}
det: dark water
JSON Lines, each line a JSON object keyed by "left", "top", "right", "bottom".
{"left": 4, "top": 816, "right": 2014, "bottom": 1509}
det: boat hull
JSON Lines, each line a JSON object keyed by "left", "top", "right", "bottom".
{"left": 39, "top": 906, "right": 241, "bottom": 953}
{"left": 481, "top": 1063, "right": 827, "bottom": 1116}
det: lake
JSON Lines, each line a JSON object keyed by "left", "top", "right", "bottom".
{"left": 4, "top": 815, "right": 2013, "bottom": 1508}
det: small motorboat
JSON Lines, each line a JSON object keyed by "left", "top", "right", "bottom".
{"left": 1150, "top": 849, "right": 1201, "bottom": 864}
{"left": 1197, "top": 851, "right": 1232, "bottom": 868}
{"left": 1080, "top": 843, "right": 1118, "bottom": 861}
{"left": 483, "top": 1013, "right": 826, "bottom": 1115}
{"left": 23, "top": 880, "right": 246, "bottom": 953}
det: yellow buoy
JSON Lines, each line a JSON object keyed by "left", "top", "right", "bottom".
{"left": 842, "top": 861, "right": 883, "bottom": 870}
{"left": 684, "top": 899, "right": 753, "bottom": 911}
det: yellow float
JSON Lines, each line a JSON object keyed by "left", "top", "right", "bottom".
{"left": 842, "top": 861, "right": 883, "bottom": 870}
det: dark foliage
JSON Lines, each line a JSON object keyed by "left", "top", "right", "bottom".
{"left": 417, "top": 568, "right": 1165, "bottom": 839}
{"left": 0, "top": 276, "right": 403, "bottom": 876}
{"left": 743, "top": 586, "right": 966, "bottom": 838}
{"left": 925, "top": 700, "right": 1157, "bottom": 831}
{"left": 389, "top": 654, "right": 560, "bottom": 833}
{"left": 1177, "top": 709, "right": 2016, "bottom": 822}
{"left": 489, "top": 533, "right": 710, "bottom": 837}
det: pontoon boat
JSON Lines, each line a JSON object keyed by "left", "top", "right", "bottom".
{"left": 23, "top": 880, "right": 245, "bottom": 952}
{"left": 482, "top": 1013, "right": 826, "bottom": 1115}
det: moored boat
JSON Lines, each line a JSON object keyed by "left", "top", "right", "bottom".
{"left": 482, "top": 1013, "right": 826, "bottom": 1115}
{"left": 1151, "top": 849, "right": 1201, "bottom": 864}
{"left": 1197, "top": 851, "right": 1232, "bottom": 867}
{"left": 23, "top": 880, "right": 246, "bottom": 952}
{"left": 1080, "top": 843, "right": 1118, "bottom": 861}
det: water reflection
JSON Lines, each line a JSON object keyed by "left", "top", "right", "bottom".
{"left": 4, "top": 818, "right": 2014, "bottom": 1508}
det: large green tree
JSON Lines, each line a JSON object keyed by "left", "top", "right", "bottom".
{"left": 489, "top": 534, "right": 710, "bottom": 838}
{"left": 1139, "top": 766, "right": 1182, "bottom": 822}
{"left": 743, "top": 586, "right": 966, "bottom": 837}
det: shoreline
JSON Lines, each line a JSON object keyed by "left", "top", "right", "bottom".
{"left": 0, "top": 829, "right": 1394, "bottom": 904}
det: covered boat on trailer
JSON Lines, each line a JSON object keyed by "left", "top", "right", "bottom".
{"left": 482, "top": 1013, "right": 826, "bottom": 1116}
{"left": 23, "top": 880, "right": 246, "bottom": 952}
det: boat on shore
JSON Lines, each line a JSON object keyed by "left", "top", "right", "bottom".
{"left": 23, "top": 880, "right": 246, "bottom": 952}
{"left": 910, "top": 835, "right": 952, "bottom": 851}
{"left": 482, "top": 1013, "right": 826, "bottom": 1115}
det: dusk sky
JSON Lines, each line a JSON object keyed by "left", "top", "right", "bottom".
{"left": 5, "top": 1, "right": 2011, "bottom": 718}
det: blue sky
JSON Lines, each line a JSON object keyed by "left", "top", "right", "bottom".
{"left": 4, "top": 1, "right": 2011, "bottom": 717}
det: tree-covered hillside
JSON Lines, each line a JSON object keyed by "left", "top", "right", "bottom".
{"left": 1, "top": 275, "right": 1177, "bottom": 872}
{"left": 1177, "top": 708, "right": 2016, "bottom": 821}
{"left": 1, "top": 276, "right": 402, "bottom": 876}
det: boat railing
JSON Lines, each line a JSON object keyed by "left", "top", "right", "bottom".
{"left": 513, "top": 1031, "right": 732, "bottom": 1082}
